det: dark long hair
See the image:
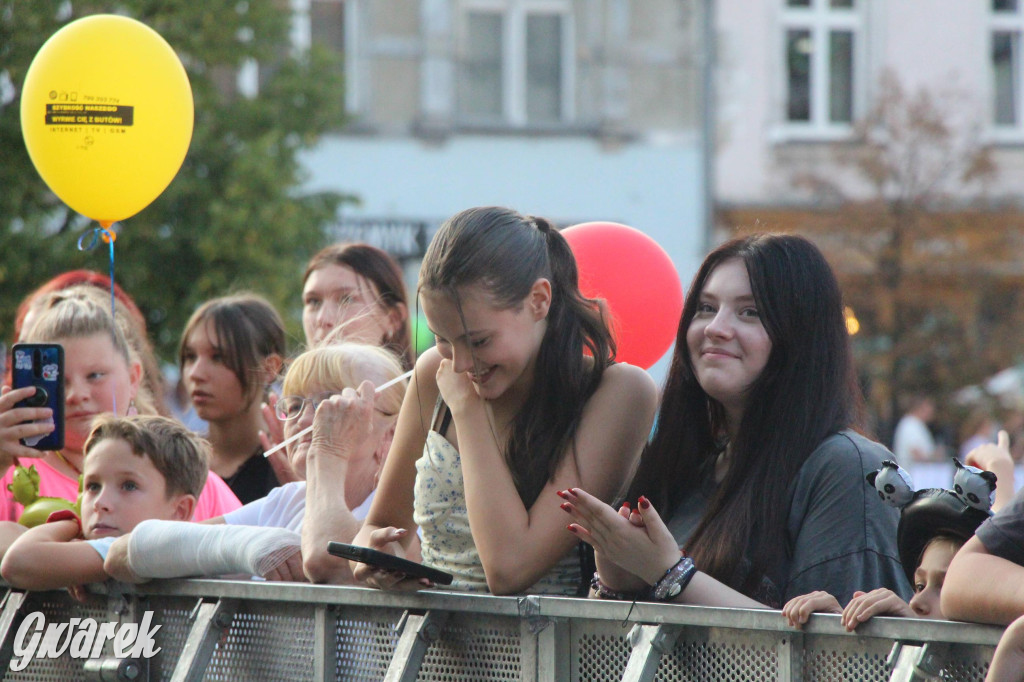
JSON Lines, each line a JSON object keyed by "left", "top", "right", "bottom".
{"left": 627, "top": 234, "right": 863, "bottom": 595}
{"left": 419, "top": 206, "right": 615, "bottom": 507}
{"left": 303, "top": 243, "right": 414, "bottom": 370}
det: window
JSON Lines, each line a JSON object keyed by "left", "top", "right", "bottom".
{"left": 237, "top": 0, "right": 346, "bottom": 99}
{"left": 992, "top": 1, "right": 1024, "bottom": 129}
{"left": 779, "top": 0, "right": 862, "bottom": 136}
{"left": 457, "top": 1, "right": 573, "bottom": 127}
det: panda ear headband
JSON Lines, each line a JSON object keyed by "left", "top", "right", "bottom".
{"left": 867, "top": 459, "right": 995, "bottom": 585}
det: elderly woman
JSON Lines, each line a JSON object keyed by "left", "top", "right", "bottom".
{"left": 105, "top": 342, "right": 407, "bottom": 583}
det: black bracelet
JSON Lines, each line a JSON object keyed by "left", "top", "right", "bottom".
{"left": 650, "top": 555, "right": 697, "bottom": 601}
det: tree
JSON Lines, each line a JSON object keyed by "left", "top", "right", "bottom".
{"left": 729, "top": 70, "right": 1006, "bottom": 432}
{"left": 0, "top": 0, "right": 350, "bottom": 359}
{"left": 840, "top": 71, "right": 997, "bottom": 427}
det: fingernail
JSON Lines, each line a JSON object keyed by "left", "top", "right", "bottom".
{"left": 556, "top": 490, "right": 568, "bottom": 499}
{"left": 560, "top": 502, "right": 571, "bottom": 512}
{"left": 567, "top": 524, "right": 576, "bottom": 533}
{"left": 639, "top": 496, "right": 651, "bottom": 509}
{"left": 621, "top": 501, "right": 631, "bottom": 509}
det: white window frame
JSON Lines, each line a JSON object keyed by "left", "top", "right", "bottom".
{"left": 989, "top": 2, "right": 1024, "bottom": 142}
{"left": 774, "top": 0, "right": 864, "bottom": 142}
{"left": 457, "top": 0, "right": 575, "bottom": 127}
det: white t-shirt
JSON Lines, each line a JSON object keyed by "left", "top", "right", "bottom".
{"left": 892, "top": 414, "right": 935, "bottom": 463}
{"left": 222, "top": 481, "right": 375, "bottom": 533}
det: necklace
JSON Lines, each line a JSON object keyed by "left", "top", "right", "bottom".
{"left": 52, "top": 450, "right": 82, "bottom": 477}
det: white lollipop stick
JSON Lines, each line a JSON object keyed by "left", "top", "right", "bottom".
{"left": 263, "top": 369, "right": 413, "bottom": 458}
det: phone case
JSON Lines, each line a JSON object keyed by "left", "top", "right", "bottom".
{"left": 326, "top": 542, "right": 454, "bottom": 585}
{"left": 11, "top": 344, "right": 64, "bottom": 451}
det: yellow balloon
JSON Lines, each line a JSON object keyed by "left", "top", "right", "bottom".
{"left": 20, "top": 14, "right": 194, "bottom": 227}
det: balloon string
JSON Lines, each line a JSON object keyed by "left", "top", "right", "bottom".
{"left": 77, "top": 225, "right": 119, "bottom": 414}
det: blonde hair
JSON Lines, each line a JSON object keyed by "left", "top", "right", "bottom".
{"left": 282, "top": 342, "right": 406, "bottom": 416}
{"left": 84, "top": 414, "right": 210, "bottom": 498}
{"left": 26, "top": 285, "right": 163, "bottom": 415}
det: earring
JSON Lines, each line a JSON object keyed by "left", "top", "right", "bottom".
{"left": 127, "top": 398, "right": 138, "bottom": 417}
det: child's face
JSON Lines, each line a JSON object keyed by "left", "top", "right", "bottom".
{"left": 421, "top": 283, "right": 550, "bottom": 402}
{"left": 908, "top": 538, "right": 960, "bottom": 619}
{"left": 80, "top": 437, "right": 191, "bottom": 540}
{"left": 181, "top": 322, "right": 249, "bottom": 421}
{"left": 61, "top": 334, "right": 140, "bottom": 453}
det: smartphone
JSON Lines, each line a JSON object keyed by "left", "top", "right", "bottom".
{"left": 327, "top": 542, "right": 454, "bottom": 585}
{"left": 10, "top": 343, "right": 64, "bottom": 451}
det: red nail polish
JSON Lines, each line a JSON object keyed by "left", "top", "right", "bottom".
{"left": 556, "top": 490, "right": 567, "bottom": 499}
{"left": 567, "top": 524, "right": 576, "bottom": 532}
{"left": 639, "top": 496, "right": 651, "bottom": 509}
{"left": 560, "top": 502, "right": 571, "bottom": 512}
{"left": 621, "top": 500, "right": 631, "bottom": 509}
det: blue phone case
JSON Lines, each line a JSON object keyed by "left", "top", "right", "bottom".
{"left": 11, "top": 344, "right": 64, "bottom": 451}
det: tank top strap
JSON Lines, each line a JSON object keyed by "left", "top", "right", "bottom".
{"left": 430, "top": 394, "right": 453, "bottom": 436}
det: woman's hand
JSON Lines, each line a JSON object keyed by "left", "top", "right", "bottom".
{"left": 309, "top": 383, "right": 376, "bottom": 462}
{"left": 840, "top": 589, "right": 914, "bottom": 630}
{"left": 0, "top": 386, "right": 55, "bottom": 465}
{"left": 260, "top": 394, "right": 300, "bottom": 484}
{"left": 782, "top": 591, "right": 842, "bottom": 628}
{"left": 590, "top": 502, "right": 652, "bottom": 593}
{"left": 350, "top": 527, "right": 432, "bottom": 591}
{"left": 435, "top": 359, "right": 483, "bottom": 416}
{"left": 560, "top": 488, "right": 681, "bottom": 586}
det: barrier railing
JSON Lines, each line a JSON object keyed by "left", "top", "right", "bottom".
{"left": 0, "top": 578, "right": 1005, "bottom": 681}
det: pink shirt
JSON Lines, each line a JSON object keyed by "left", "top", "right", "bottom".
{"left": 0, "top": 456, "right": 242, "bottom": 523}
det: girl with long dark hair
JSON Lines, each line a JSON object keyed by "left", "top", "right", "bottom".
{"left": 347, "top": 206, "right": 657, "bottom": 594}
{"left": 562, "top": 234, "right": 909, "bottom": 608}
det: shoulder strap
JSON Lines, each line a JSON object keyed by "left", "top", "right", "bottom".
{"left": 430, "top": 394, "right": 453, "bottom": 436}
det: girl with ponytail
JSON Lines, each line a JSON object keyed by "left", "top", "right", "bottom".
{"left": 346, "top": 206, "right": 657, "bottom": 594}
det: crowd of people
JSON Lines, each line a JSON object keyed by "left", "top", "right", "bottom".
{"left": 1, "top": 208, "right": 1024, "bottom": 680}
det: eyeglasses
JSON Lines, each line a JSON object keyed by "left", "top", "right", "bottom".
{"left": 275, "top": 392, "right": 344, "bottom": 421}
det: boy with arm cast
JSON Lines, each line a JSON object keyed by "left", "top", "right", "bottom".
{"left": 0, "top": 415, "right": 207, "bottom": 590}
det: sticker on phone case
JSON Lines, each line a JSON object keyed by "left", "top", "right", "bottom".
{"left": 41, "top": 364, "right": 58, "bottom": 381}
{"left": 14, "top": 351, "right": 31, "bottom": 371}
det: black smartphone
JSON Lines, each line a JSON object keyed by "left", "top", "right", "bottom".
{"left": 327, "top": 542, "right": 454, "bottom": 585}
{"left": 10, "top": 343, "right": 64, "bottom": 451}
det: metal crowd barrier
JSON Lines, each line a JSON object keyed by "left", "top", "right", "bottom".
{"left": 0, "top": 578, "right": 1005, "bottom": 681}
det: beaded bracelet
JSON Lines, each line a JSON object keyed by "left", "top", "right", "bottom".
{"left": 650, "top": 555, "right": 697, "bottom": 601}
{"left": 590, "top": 573, "right": 648, "bottom": 601}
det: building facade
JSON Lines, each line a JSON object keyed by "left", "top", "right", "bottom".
{"left": 714, "top": 0, "right": 1024, "bottom": 429}
{"left": 285, "top": 0, "right": 710, "bottom": 373}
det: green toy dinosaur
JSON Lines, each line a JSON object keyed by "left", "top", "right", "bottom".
{"left": 8, "top": 464, "right": 82, "bottom": 528}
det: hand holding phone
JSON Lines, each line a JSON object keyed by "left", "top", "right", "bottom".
{"left": 327, "top": 542, "right": 454, "bottom": 585}
{"left": 9, "top": 344, "right": 64, "bottom": 451}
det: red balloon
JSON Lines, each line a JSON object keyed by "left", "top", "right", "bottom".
{"left": 563, "top": 222, "right": 683, "bottom": 369}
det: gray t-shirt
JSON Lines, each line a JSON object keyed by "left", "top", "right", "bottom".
{"left": 976, "top": 485, "right": 1024, "bottom": 565}
{"left": 666, "top": 430, "right": 911, "bottom": 607}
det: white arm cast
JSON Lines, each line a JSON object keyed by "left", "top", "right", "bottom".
{"left": 126, "top": 519, "right": 300, "bottom": 579}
